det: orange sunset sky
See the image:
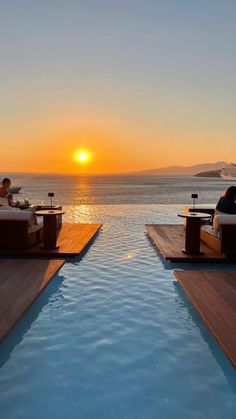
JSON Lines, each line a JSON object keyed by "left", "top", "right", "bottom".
{"left": 0, "top": 2, "right": 235, "bottom": 174}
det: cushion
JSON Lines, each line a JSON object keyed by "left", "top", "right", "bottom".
{"left": 0, "top": 204, "right": 11, "bottom": 210}
{"left": 0, "top": 197, "right": 8, "bottom": 206}
{"left": 0, "top": 209, "right": 35, "bottom": 227}
{"left": 213, "top": 214, "right": 236, "bottom": 235}
{"left": 29, "top": 221, "right": 43, "bottom": 233}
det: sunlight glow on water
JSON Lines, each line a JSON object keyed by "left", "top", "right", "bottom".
{"left": 6, "top": 173, "right": 229, "bottom": 206}
{"left": 0, "top": 205, "right": 235, "bottom": 419}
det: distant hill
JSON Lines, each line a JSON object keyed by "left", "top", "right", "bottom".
{"left": 195, "top": 170, "right": 221, "bottom": 178}
{"left": 132, "top": 161, "right": 227, "bottom": 176}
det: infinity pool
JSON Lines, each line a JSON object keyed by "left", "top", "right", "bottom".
{"left": 0, "top": 205, "right": 235, "bottom": 419}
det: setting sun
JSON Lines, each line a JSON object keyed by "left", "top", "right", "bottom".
{"left": 73, "top": 149, "right": 91, "bottom": 165}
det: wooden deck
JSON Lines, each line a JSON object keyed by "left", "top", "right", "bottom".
{"left": 0, "top": 259, "right": 64, "bottom": 342}
{"left": 145, "top": 224, "right": 234, "bottom": 263}
{"left": 0, "top": 223, "right": 102, "bottom": 258}
{"left": 174, "top": 270, "right": 236, "bottom": 369}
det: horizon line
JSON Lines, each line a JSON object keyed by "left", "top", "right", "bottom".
{"left": 0, "top": 161, "right": 229, "bottom": 177}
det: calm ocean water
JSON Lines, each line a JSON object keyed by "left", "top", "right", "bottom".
{"left": 1, "top": 174, "right": 236, "bottom": 419}
{"left": 3, "top": 173, "right": 231, "bottom": 206}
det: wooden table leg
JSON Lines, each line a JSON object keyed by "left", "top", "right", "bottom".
{"left": 42, "top": 215, "right": 59, "bottom": 250}
{"left": 183, "top": 217, "right": 202, "bottom": 255}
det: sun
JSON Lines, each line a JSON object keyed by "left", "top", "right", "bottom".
{"left": 73, "top": 149, "right": 91, "bottom": 164}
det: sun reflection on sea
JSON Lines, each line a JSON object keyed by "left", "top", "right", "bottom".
{"left": 118, "top": 250, "right": 140, "bottom": 264}
{"left": 65, "top": 204, "right": 95, "bottom": 223}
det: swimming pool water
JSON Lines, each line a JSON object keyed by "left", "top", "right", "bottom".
{"left": 0, "top": 205, "right": 235, "bottom": 419}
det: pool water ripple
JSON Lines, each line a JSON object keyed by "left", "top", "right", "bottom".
{"left": 0, "top": 205, "right": 235, "bottom": 419}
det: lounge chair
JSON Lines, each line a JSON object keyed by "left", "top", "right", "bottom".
{"left": 0, "top": 209, "right": 43, "bottom": 250}
{"left": 201, "top": 214, "right": 236, "bottom": 257}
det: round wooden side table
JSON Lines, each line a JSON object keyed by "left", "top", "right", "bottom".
{"left": 35, "top": 210, "right": 65, "bottom": 250}
{"left": 178, "top": 212, "right": 211, "bottom": 255}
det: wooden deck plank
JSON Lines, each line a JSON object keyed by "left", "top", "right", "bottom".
{"left": 0, "top": 223, "right": 102, "bottom": 258}
{"left": 0, "top": 259, "right": 64, "bottom": 342}
{"left": 145, "top": 224, "right": 231, "bottom": 263}
{"left": 174, "top": 270, "right": 236, "bottom": 369}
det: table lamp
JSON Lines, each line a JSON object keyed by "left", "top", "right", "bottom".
{"left": 191, "top": 193, "right": 198, "bottom": 214}
{"left": 48, "top": 192, "right": 54, "bottom": 207}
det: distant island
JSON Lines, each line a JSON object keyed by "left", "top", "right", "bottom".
{"left": 195, "top": 170, "right": 221, "bottom": 178}
{"left": 131, "top": 161, "right": 227, "bottom": 176}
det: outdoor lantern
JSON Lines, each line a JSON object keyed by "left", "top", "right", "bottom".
{"left": 48, "top": 192, "right": 54, "bottom": 207}
{"left": 191, "top": 193, "right": 198, "bottom": 214}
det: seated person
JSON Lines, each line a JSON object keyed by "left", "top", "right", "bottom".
{"left": 216, "top": 186, "right": 236, "bottom": 214}
{"left": 0, "top": 178, "right": 14, "bottom": 207}
{"left": 0, "top": 178, "right": 30, "bottom": 209}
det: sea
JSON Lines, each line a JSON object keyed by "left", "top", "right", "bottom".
{"left": 3, "top": 172, "right": 231, "bottom": 206}
{"left": 1, "top": 173, "right": 236, "bottom": 419}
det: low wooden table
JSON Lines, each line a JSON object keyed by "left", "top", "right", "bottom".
{"left": 184, "top": 206, "right": 215, "bottom": 224}
{"left": 178, "top": 212, "right": 211, "bottom": 255}
{"left": 36, "top": 205, "right": 63, "bottom": 228}
{"left": 35, "top": 210, "right": 65, "bottom": 250}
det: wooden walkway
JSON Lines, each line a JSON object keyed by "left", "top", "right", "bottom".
{"left": 145, "top": 224, "right": 232, "bottom": 263}
{"left": 174, "top": 270, "right": 236, "bottom": 369}
{"left": 0, "top": 259, "right": 64, "bottom": 342}
{"left": 0, "top": 223, "right": 102, "bottom": 258}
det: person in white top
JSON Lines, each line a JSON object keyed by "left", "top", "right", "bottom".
{"left": 0, "top": 178, "right": 14, "bottom": 207}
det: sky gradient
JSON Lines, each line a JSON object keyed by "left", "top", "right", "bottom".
{"left": 0, "top": 0, "right": 235, "bottom": 173}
